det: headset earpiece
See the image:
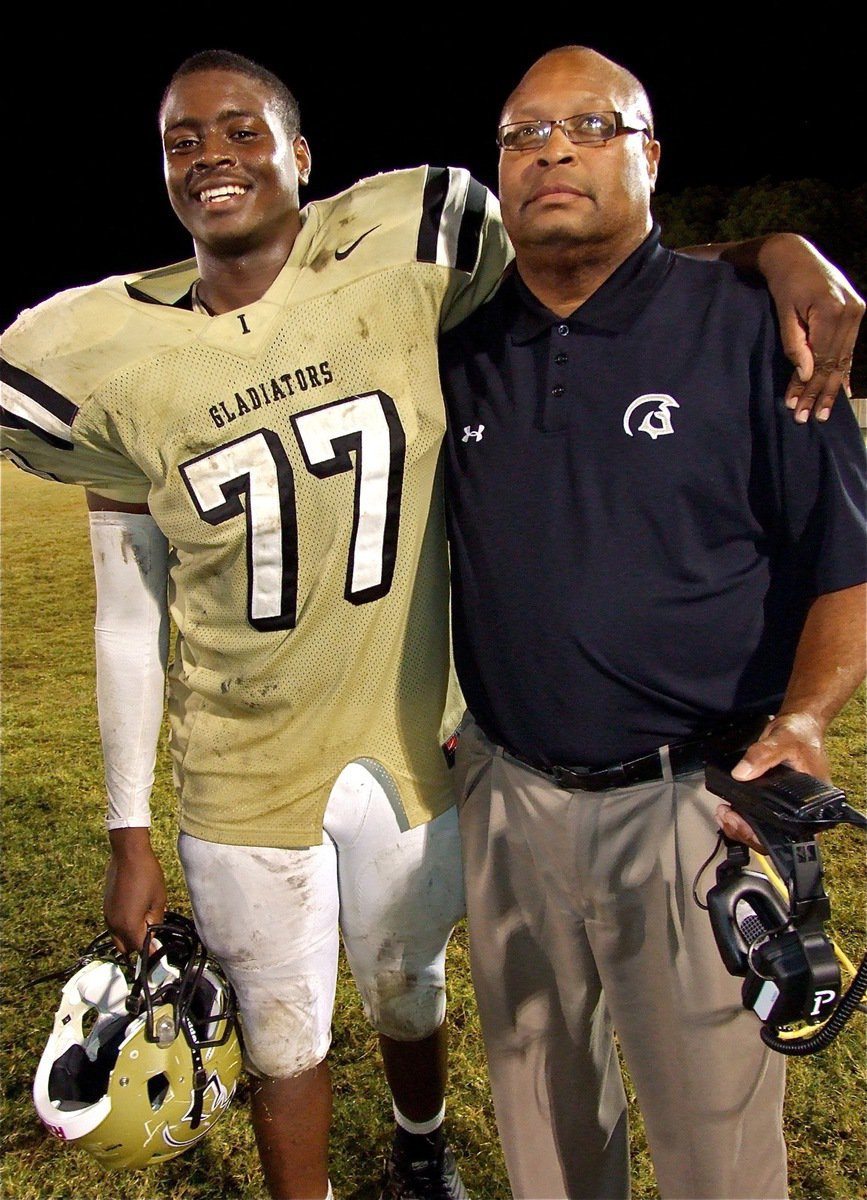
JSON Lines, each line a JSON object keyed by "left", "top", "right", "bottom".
{"left": 707, "top": 865, "right": 789, "bottom": 976}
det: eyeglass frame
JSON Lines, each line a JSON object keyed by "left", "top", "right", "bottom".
{"left": 496, "top": 110, "right": 652, "bottom": 151}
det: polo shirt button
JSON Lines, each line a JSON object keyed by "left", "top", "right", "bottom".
{"left": 551, "top": 385, "right": 565, "bottom": 397}
{"left": 555, "top": 353, "right": 567, "bottom": 364}
{"left": 557, "top": 324, "right": 569, "bottom": 336}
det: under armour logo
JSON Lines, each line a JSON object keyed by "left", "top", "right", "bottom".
{"left": 623, "top": 394, "right": 680, "bottom": 439}
{"left": 462, "top": 425, "right": 485, "bottom": 442}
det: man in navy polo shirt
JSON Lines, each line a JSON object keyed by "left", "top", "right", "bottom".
{"left": 440, "top": 45, "right": 867, "bottom": 1200}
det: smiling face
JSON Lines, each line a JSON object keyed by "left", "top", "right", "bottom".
{"left": 160, "top": 69, "right": 311, "bottom": 258}
{"left": 497, "top": 48, "right": 659, "bottom": 261}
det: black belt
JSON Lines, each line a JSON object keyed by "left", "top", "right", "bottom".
{"left": 497, "top": 715, "right": 768, "bottom": 793}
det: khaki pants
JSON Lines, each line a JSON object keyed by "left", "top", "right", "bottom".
{"left": 456, "top": 717, "right": 787, "bottom": 1200}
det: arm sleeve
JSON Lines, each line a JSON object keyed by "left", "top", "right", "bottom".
{"left": 88, "top": 511, "right": 170, "bottom": 827}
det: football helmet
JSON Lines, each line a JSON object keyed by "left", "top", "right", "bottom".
{"left": 32, "top": 911, "right": 243, "bottom": 1169}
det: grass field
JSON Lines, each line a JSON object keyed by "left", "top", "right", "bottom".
{"left": 1, "top": 461, "right": 865, "bottom": 1199}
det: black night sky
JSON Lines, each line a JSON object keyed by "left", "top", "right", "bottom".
{"left": 3, "top": 22, "right": 864, "bottom": 333}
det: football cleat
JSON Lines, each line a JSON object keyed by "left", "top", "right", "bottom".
{"left": 381, "top": 1132, "right": 470, "bottom": 1200}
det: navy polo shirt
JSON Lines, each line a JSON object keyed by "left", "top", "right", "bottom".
{"left": 440, "top": 226, "right": 867, "bottom": 767}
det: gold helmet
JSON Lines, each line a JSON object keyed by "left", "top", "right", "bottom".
{"left": 32, "top": 912, "right": 243, "bottom": 1170}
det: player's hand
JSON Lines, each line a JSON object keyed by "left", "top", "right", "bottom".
{"left": 104, "top": 827, "right": 167, "bottom": 955}
{"left": 757, "top": 233, "right": 864, "bottom": 423}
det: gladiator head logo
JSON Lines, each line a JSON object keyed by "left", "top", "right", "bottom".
{"left": 622, "top": 394, "right": 680, "bottom": 439}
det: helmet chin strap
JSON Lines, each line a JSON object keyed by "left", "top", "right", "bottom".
{"left": 180, "top": 1013, "right": 208, "bottom": 1129}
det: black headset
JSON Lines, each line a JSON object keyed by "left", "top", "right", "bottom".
{"left": 698, "top": 758, "right": 866, "bottom": 1055}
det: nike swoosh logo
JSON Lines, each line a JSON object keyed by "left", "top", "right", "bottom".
{"left": 335, "top": 225, "right": 381, "bottom": 260}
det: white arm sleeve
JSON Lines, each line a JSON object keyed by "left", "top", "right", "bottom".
{"left": 88, "top": 511, "right": 170, "bottom": 828}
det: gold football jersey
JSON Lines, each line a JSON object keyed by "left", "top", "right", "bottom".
{"left": 1, "top": 166, "right": 512, "bottom": 846}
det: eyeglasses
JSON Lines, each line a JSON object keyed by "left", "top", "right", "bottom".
{"left": 497, "top": 111, "right": 650, "bottom": 152}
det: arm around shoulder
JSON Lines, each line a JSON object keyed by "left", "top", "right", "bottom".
{"left": 678, "top": 233, "right": 864, "bottom": 422}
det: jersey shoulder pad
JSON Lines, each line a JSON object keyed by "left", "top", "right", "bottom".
{"left": 305, "top": 166, "right": 501, "bottom": 276}
{"left": 365, "top": 165, "right": 497, "bottom": 274}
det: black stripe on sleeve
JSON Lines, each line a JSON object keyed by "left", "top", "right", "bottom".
{"left": 416, "top": 167, "right": 450, "bottom": 265}
{"left": 454, "top": 173, "right": 488, "bottom": 275}
{"left": 1, "top": 359, "right": 78, "bottom": 427}
{"left": 1, "top": 446, "right": 63, "bottom": 479}
{"left": 0, "top": 407, "right": 72, "bottom": 450}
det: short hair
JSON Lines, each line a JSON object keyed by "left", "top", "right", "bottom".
{"left": 160, "top": 49, "right": 301, "bottom": 137}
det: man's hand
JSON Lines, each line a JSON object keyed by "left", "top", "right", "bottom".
{"left": 714, "top": 804, "right": 765, "bottom": 851}
{"left": 731, "top": 711, "right": 830, "bottom": 781}
{"left": 104, "top": 827, "right": 167, "bottom": 955}
{"left": 715, "top": 712, "right": 830, "bottom": 852}
{"left": 717, "top": 584, "right": 866, "bottom": 850}
{"left": 753, "top": 233, "right": 864, "bottom": 423}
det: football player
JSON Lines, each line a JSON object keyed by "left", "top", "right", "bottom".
{"left": 1, "top": 49, "right": 862, "bottom": 1200}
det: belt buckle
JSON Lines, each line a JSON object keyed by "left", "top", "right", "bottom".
{"left": 556, "top": 755, "right": 665, "bottom": 792}
{"left": 552, "top": 764, "right": 616, "bottom": 792}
